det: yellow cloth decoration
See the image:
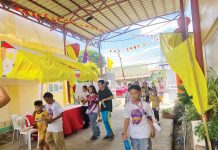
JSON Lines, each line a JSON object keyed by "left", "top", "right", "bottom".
{"left": 160, "top": 33, "right": 208, "bottom": 114}
{"left": 66, "top": 45, "right": 77, "bottom": 60}
{"left": 107, "top": 57, "right": 114, "bottom": 71}
{"left": 6, "top": 50, "right": 75, "bottom": 82}
{"left": 0, "top": 33, "right": 61, "bottom": 54}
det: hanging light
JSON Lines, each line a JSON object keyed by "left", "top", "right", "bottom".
{"left": 86, "top": 16, "right": 93, "bottom": 22}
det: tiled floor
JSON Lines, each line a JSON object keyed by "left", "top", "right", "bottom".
{"left": 0, "top": 102, "right": 174, "bottom": 150}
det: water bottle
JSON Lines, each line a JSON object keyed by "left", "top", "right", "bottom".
{"left": 124, "top": 139, "right": 131, "bottom": 150}
{"left": 102, "top": 102, "right": 106, "bottom": 108}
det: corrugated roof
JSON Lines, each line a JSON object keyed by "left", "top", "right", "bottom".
{"left": 0, "top": 0, "right": 180, "bottom": 42}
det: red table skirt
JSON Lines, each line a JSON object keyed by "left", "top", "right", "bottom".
{"left": 62, "top": 106, "right": 83, "bottom": 136}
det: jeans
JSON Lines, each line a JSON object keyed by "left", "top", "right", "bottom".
{"left": 130, "top": 137, "right": 152, "bottom": 150}
{"left": 89, "top": 113, "right": 100, "bottom": 137}
{"left": 101, "top": 111, "right": 113, "bottom": 136}
{"left": 153, "top": 108, "right": 159, "bottom": 121}
{"left": 82, "top": 106, "right": 89, "bottom": 127}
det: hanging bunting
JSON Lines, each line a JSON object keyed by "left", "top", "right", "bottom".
{"left": 108, "top": 40, "right": 159, "bottom": 53}
{"left": 14, "top": 6, "right": 105, "bottom": 32}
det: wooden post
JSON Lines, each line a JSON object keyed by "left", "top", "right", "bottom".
{"left": 118, "top": 51, "right": 125, "bottom": 80}
{"left": 190, "top": 0, "right": 205, "bottom": 73}
{"left": 190, "top": 0, "right": 211, "bottom": 149}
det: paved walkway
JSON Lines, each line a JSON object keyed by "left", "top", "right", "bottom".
{"left": 0, "top": 104, "right": 173, "bottom": 150}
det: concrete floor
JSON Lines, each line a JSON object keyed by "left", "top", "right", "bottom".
{"left": 0, "top": 102, "right": 174, "bottom": 150}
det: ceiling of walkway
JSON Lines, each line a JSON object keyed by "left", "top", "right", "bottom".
{"left": 0, "top": 0, "right": 180, "bottom": 44}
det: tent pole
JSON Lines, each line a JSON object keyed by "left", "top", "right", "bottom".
{"left": 63, "top": 25, "right": 71, "bottom": 104}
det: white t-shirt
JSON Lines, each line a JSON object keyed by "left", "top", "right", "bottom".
{"left": 45, "top": 101, "right": 64, "bottom": 132}
{"left": 82, "top": 92, "right": 89, "bottom": 107}
{"left": 124, "top": 100, "right": 155, "bottom": 139}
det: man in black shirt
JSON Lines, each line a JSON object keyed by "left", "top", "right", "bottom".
{"left": 98, "top": 80, "right": 114, "bottom": 140}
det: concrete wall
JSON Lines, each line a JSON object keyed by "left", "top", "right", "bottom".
{"left": 0, "top": 9, "right": 73, "bottom": 123}
{"left": 198, "top": 0, "right": 218, "bottom": 42}
{"left": 0, "top": 81, "right": 40, "bottom": 123}
{"left": 198, "top": 0, "right": 218, "bottom": 74}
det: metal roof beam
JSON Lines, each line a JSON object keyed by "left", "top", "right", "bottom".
{"left": 151, "top": 0, "right": 158, "bottom": 16}
{"left": 102, "top": 13, "right": 179, "bottom": 41}
{"left": 0, "top": 2, "right": 99, "bottom": 46}
{"left": 103, "top": 1, "right": 126, "bottom": 26}
{"left": 86, "top": 0, "right": 119, "bottom": 29}
{"left": 28, "top": 0, "right": 61, "bottom": 17}
{"left": 139, "top": 0, "right": 149, "bottom": 18}
{"left": 114, "top": 0, "right": 134, "bottom": 24}
{"left": 69, "top": 0, "right": 111, "bottom": 32}
{"left": 51, "top": 0, "right": 71, "bottom": 13}
{"left": 127, "top": 0, "right": 141, "bottom": 20}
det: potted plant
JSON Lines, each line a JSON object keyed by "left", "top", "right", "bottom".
{"left": 195, "top": 69, "right": 218, "bottom": 150}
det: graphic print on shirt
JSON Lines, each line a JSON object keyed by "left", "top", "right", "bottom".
{"left": 131, "top": 108, "right": 143, "bottom": 125}
{"left": 48, "top": 106, "right": 53, "bottom": 118}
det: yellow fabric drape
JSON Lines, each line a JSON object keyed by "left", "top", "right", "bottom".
{"left": 66, "top": 45, "right": 77, "bottom": 61}
{"left": 160, "top": 33, "right": 208, "bottom": 114}
{"left": 5, "top": 50, "right": 98, "bottom": 82}
{"left": 107, "top": 57, "right": 114, "bottom": 71}
{"left": 0, "top": 33, "right": 62, "bottom": 54}
{"left": 0, "top": 34, "right": 98, "bottom": 82}
{"left": 6, "top": 50, "right": 75, "bottom": 83}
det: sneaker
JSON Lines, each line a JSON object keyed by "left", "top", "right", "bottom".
{"left": 91, "top": 136, "right": 98, "bottom": 140}
{"left": 103, "top": 135, "right": 110, "bottom": 140}
{"left": 82, "top": 125, "right": 89, "bottom": 129}
{"left": 97, "top": 131, "right": 101, "bottom": 137}
{"left": 108, "top": 134, "right": 114, "bottom": 141}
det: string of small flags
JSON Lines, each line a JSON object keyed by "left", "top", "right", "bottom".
{"left": 109, "top": 35, "right": 160, "bottom": 53}
{"left": 14, "top": 6, "right": 105, "bottom": 32}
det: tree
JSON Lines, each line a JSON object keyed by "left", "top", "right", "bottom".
{"left": 78, "top": 50, "right": 106, "bottom": 67}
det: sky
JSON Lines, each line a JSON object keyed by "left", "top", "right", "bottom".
{"left": 67, "top": 7, "right": 193, "bottom": 69}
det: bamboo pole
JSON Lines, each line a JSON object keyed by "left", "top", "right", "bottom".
{"left": 186, "top": 39, "right": 212, "bottom": 150}
{"left": 117, "top": 51, "right": 125, "bottom": 80}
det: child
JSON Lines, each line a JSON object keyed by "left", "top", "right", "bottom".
{"left": 150, "top": 90, "right": 161, "bottom": 122}
{"left": 84, "top": 85, "right": 100, "bottom": 140}
{"left": 125, "top": 83, "right": 132, "bottom": 105}
{"left": 43, "top": 92, "right": 66, "bottom": 150}
{"left": 33, "top": 100, "right": 50, "bottom": 150}
{"left": 122, "top": 85, "right": 155, "bottom": 150}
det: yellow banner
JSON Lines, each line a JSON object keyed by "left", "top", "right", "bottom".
{"left": 1, "top": 41, "right": 98, "bottom": 82}
{"left": 107, "top": 57, "right": 114, "bottom": 71}
{"left": 160, "top": 33, "right": 208, "bottom": 114}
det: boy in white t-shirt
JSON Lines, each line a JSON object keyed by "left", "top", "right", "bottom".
{"left": 122, "top": 85, "right": 155, "bottom": 150}
{"left": 43, "top": 92, "right": 66, "bottom": 150}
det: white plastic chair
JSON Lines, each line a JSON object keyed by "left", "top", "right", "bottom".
{"left": 11, "top": 114, "right": 21, "bottom": 143}
{"left": 18, "top": 116, "right": 39, "bottom": 150}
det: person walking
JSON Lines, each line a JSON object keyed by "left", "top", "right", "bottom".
{"left": 43, "top": 92, "right": 66, "bottom": 150}
{"left": 141, "top": 82, "right": 152, "bottom": 103}
{"left": 122, "top": 85, "right": 155, "bottom": 150}
{"left": 150, "top": 90, "right": 161, "bottom": 122}
{"left": 125, "top": 83, "right": 132, "bottom": 105}
{"left": 84, "top": 85, "right": 100, "bottom": 140}
{"left": 80, "top": 85, "right": 90, "bottom": 129}
{"left": 97, "top": 80, "right": 114, "bottom": 140}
